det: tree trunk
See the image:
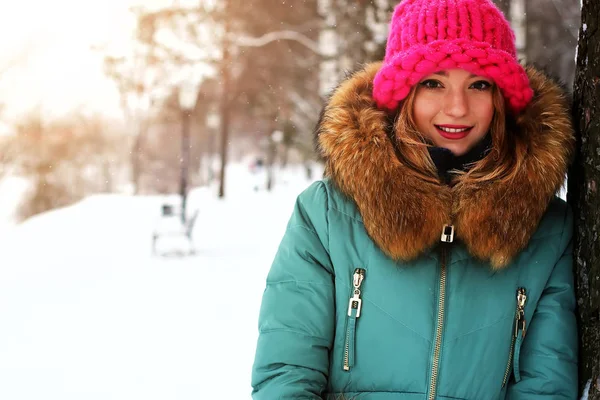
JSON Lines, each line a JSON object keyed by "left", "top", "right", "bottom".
{"left": 103, "top": 160, "right": 113, "bottom": 192}
{"left": 180, "top": 109, "right": 191, "bottom": 222}
{"left": 218, "top": 8, "right": 231, "bottom": 199}
{"left": 265, "top": 115, "right": 278, "bottom": 192}
{"left": 494, "top": 0, "right": 510, "bottom": 19}
{"left": 568, "top": 0, "right": 600, "bottom": 397}
{"left": 131, "top": 130, "right": 143, "bottom": 195}
{"left": 512, "top": 0, "right": 527, "bottom": 61}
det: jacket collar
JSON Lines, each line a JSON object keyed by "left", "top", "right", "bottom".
{"left": 428, "top": 134, "right": 492, "bottom": 184}
{"left": 316, "top": 62, "right": 574, "bottom": 269}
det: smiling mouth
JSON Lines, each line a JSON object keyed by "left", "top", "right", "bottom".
{"left": 435, "top": 125, "right": 473, "bottom": 140}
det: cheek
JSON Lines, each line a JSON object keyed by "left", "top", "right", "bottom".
{"left": 412, "top": 97, "right": 434, "bottom": 131}
{"left": 474, "top": 97, "right": 494, "bottom": 130}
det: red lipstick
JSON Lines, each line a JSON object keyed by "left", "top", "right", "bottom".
{"left": 435, "top": 125, "right": 472, "bottom": 140}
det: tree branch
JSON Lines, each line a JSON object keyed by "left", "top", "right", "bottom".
{"left": 233, "top": 30, "right": 324, "bottom": 56}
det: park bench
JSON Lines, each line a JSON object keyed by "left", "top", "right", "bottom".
{"left": 152, "top": 204, "right": 199, "bottom": 257}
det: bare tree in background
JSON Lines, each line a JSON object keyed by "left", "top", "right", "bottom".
{"left": 492, "top": 0, "right": 579, "bottom": 87}
{"left": 134, "top": 0, "right": 325, "bottom": 196}
{"left": 227, "top": 0, "right": 322, "bottom": 191}
{"left": 103, "top": 17, "right": 169, "bottom": 195}
{"left": 0, "top": 137, "right": 16, "bottom": 180}
{"left": 129, "top": 3, "right": 223, "bottom": 195}
{"left": 217, "top": 0, "right": 232, "bottom": 198}
{"left": 569, "top": 0, "right": 600, "bottom": 397}
{"left": 318, "top": 0, "right": 392, "bottom": 95}
{"left": 143, "top": 82, "right": 216, "bottom": 194}
{"left": 12, "top": 111, "right": 127, "bottom": 220}
{"left": 118, "top": 1, "right": 403, "bottom": 198}
{"left": 494, "top": 0, "right": 510, "bottom": 17}
{"left": 526, "top": 0, "right": 579, "bottom": 87}
{"left": 0, "top": 52, "right": 22, "bottom": 178}
{"left": 76, "top": 115, "right": 125, "bottom": 193}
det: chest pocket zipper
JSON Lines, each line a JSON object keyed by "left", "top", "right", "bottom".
{"left": 343, "top": 268, "right": 365, "bottom": 371}
{"left": 502, "top": 288, "right": 527, "bottom": 387}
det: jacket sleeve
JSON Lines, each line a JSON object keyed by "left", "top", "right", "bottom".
{"left": 251, "top": 181, "right": 335, "bottom": 400}
{"left": 506, "top": 207, "right": 578, "bottom": 399}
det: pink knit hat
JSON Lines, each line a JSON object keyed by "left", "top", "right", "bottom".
{"left": 373, "top": 0, "right": 533, "bottom": 114}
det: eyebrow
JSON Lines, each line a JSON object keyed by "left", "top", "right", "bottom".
{"left": 433, "top": 71, "right": 480, "bottom": 79}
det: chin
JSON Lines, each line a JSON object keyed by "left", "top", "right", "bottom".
{"left": 451, "top": 148, "right": 469, "bottom": 156}
{"left": 439, "top": 143, "right": 469, "bottom": 156}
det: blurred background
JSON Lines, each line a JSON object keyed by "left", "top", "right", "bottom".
{"left": 0, "top": 0, "right": 581, "bottom": 399}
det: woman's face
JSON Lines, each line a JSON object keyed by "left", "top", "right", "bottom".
{"left": 413, "top": 69, "right": 495, "bottom": 156}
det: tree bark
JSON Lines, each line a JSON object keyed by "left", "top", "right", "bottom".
{"left": 568, "top": 0, "right": 600, "bottom": 397}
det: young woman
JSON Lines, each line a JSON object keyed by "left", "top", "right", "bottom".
{"left": 251, "top": 0, "right": 578, "bottom": 399}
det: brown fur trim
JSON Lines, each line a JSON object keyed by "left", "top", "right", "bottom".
{"left": 316, "top": 63, "right": 574, "bottom": 268}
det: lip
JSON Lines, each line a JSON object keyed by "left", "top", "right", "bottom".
{"left": 437, "top": 124, "right": 471, "bottom": 129}
{"left": 435, "top": 125, "right": 472, "bottom": 140}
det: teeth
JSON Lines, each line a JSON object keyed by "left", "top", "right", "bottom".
{"left": 438, "top": 126, "right": 470, "bottom": 133}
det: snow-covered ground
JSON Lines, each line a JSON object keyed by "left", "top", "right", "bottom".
{"left": 0, "top": 164, "right": 321, "bottom": 400}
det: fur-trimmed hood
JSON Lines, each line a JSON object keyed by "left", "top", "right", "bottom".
{"left": 315, "top": 62, "right": 574, "bottom": 269}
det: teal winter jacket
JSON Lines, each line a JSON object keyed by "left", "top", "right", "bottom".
{"left": 251, "top": 64, "right": 578, "bottom": 399}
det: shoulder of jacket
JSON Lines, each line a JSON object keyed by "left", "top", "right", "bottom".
{"left": 298, "top": 179, "right": 328, "bottom": 202}
{"left": 308, "top": 178, "right": 363, "bottom": 223}
{"left": 531, "top": 196, "right": 573, "bottom": 241}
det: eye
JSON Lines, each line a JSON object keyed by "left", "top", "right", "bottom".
{"left": 419, "top": 79, "right": 443, "bottom": 89}
{"left": 470, "top": 80, "right": 492, "bottom": 91}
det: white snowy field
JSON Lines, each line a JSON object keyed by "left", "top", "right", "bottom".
{"left": 0, "top": 164, "right": 320, "bottom": 400}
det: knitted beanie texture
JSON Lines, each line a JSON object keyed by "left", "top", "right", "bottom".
{"left": 373, "top": 0, "right": 533, "bottom": 114}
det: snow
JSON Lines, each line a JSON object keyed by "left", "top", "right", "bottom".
{"left": 581, "top": 379, "right": 590, "bottom": 400}
{"left": 0, "top": 163, "right": 321, "bottom": 400}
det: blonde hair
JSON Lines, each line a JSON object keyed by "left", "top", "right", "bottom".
{"left": 392, "top": 84, "right": 519, "bottom": 185}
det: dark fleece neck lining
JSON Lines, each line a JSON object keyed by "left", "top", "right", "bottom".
{"left": 427, "top": 134, "right": 492, "bottom": 184}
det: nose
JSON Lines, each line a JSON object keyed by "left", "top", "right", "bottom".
{"left": 443, "top": 89, "right": 468, "bottom": 118}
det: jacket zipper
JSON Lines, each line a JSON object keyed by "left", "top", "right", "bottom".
{"left": 429, "top": 224, "right": 453, "bottom": 400}
{"left": 502, "top": 288, "right": 527, "bottom": 387}
{"left": 343, "top": 268, "right": 365, "bottom": 371}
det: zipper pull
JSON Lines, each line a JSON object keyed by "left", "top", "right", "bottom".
{"left": 347, "top": 268, "right": 365, "bottom": 318}
{"left": 441, "top": 224, "right": 455, "bottom": 243}
{"left": 515, "top": 288, "right": 527, "bottom": 338}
